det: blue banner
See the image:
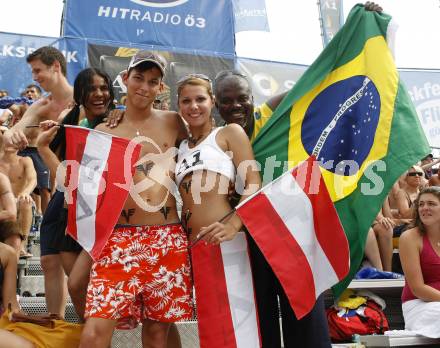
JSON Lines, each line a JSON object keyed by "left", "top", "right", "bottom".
{"left": 0, "top": 32, "right": 87, "bottom": 97}
{"left": 400, "top": 69, "right": 440, "bottom": 149}
{"left": 232, "top": 0, "right": 269, "bottom": 33}
{"left": 63, "top": 0, "right": 235, "bottom": 54}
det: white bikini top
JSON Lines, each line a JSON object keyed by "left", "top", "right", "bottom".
{"left": 175, "top": 127, "right": 236, "bottom": 187}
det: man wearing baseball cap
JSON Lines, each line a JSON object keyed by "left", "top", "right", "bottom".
{"left": 421, "top": 153, "right": 440, "bottom": 180}
{"left": 79, "top": 51, "right": 193, "bottom": 348}
{"left": 126, "top": 50, "right": 167, "bottom": 76}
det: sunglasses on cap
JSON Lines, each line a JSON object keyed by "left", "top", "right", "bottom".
{"left": 407, "top": 172, "right": 424, "bottom": 177}
{"left": 177, "top": 73, "right": 212, "bottom": 85}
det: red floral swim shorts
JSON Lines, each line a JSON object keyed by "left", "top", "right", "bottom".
{"left": 85, "top": 223, "right": 193, "bottom": 329}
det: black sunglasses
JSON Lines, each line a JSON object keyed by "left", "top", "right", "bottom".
{"left": 407, "top": 172, "right": 424, "bottom": 177}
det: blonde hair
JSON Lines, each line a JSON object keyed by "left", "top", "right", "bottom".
{"left": 177, "top": 76, "right": 214, "bottom": 101}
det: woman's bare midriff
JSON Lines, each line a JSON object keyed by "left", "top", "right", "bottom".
{"left": 179, "top": 172, "right": 234, "bottom": 241}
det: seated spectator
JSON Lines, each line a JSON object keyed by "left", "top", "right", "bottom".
{"left": 0, "top": 242, "right": 82, "bottom": 347}
{"left": 0, "top": 173, "right": 22, "bottom": 260}
{"left": 0, "top": 174, "right": 15, "bottom": 221}
{"left": 8, "top": 84, "right": 41, "bottom": 124}
{"left": 399, "top": 187, "right": 440, "bottom": 338}
{"left": 0, "top": 90, "right": 12, "bottom": 127}
{"left": 364, "top": 227, "right": 384, "bottom": 270}
{"left": 371, "top": 205, "right": 395, "bottom": 271}
{"left": 0, "top": 142, "right": 36, "bottom": 258}
{"left": 23, "top": 84, "right": 42, "bottom": 101}
{"left": 429, "top": 175, "right": 440, "bottom": 187}
{"left": 0, "top": 242, "right": 34, "bottom": 348}
{"left": 395, "top": 166, "right": 423, "bottom": 219}
{"left": 371, "top": 168, "right": 422, "bottom": 272}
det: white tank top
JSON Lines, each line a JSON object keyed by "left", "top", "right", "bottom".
{"left": 175, "top": 127, "right": 236, "bottom": 187}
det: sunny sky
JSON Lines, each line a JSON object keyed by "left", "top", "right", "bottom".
{"left": 0, "top": 0, "right": 439, "bottom": 69}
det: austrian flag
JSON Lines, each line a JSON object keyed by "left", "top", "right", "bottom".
{"left": 191, "top": 233, "right": 261, "bottom": 348}
{"left": 64, "top": 125, "right": 141, "bottom": 260}
{"left": 236, "top": 156, "right": 350, "bottom": 319}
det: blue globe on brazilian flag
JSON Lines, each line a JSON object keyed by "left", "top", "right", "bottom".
{"left": 252, "top": 4, "right": 430, "bottom": 294}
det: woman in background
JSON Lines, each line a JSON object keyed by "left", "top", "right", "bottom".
{"left": 37, "top": 67, "right": 114, "bottom": 321}
{"left": 399, "top": 186, "right": 440, "bottom": 337}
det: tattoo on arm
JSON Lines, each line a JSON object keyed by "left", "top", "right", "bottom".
{"left": 136, "top": 161, "right": 154, "bottom": 176}
{"left": 121, "top": 208, "right": 135, "bottom": 223}
{"left": 181, "top": 180, "right": 192, "bottom": 194}
{"left": 182, "top": 209, "right": 192, "bottom": 236}
{"left": 160, "top": 206, "right": 171, "bottom": 220}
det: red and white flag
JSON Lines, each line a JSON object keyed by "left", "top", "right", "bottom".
{"left": 191, "top": 232, "right": 261, "bottom": 348}
{"left": 236, "top": 156, "right": 350, "bottom": 319}
{"left": 64, "top": 125, "right": 141, "bottom": 260}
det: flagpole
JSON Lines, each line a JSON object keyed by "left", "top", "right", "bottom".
{"left": 188, "top": 208, "right": 236, "bottom": 249}
{"left": 236, "top": 167, "right": 294, "bottom": 209}
{"left": 25, "top": 124, "right": 65, "bottom": 128}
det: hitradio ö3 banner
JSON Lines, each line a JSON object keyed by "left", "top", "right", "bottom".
{"left": 63, "top": 0, "right": 235, "bottom": 54}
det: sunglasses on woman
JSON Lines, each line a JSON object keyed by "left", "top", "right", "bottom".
{"left": 177, "top": 73, "right": 212, "bottom": 85}
{"left": 407, "top": 172, "right": 424, "bottom": 177}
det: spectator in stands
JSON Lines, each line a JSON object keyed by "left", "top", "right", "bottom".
{"left": 3, "top": 46, "right": 73, "bottom": 214}
{"left": 0, "top": 242, "right": 34, "bottom": 348}
{"left": 0, "top": 173, "right": 17, "bottom": 223}
{"left": 372, "top": 201, "right": 396, "bottom": 271}
{"left": 6, "top": 84, "right": 42, "bottom": 129}
{"left": 0, "top": 241, "right": 82, "bottom": 348}
{"left": 426, "top": 155, "right": 440, "bottom": 186}
{"left": 364, "top": 227, "right": 384, "bottom": 270}
{"left": 177, "top": 71, "right": 261, "bottom": 344}
{"left": 396, "top": 166, "right": 423, "bottom": 219}
{"left": 400, "top": 186, "right": 440, "bottom": 338}
{"left": 36, "top": 67, "right": 114, "bottom": 321}
{"left": 24, "top": 84, "right": 42, "bottom": 101}
{"left": 3, "top": 46, "right": 74, "bottom": 319}
{"left": 0, "top": 142, "right": 37, "bottom": 258}
{"left": 372, "top": 167, "right": 422, "bottom": 271}
{"left": 429, "top": 175, "right": 440, "bottom": 186}
{"left": 79, "top": 51, "right": 192, "bottom": 348}
{"left": 0, "top": 173, "right": 18, "bottom": 254}
{"left": 0, "top": 90, "right": 12, "bottom": 127}
{"left": 214, "top": 69, "right": 331, "bottom": 348}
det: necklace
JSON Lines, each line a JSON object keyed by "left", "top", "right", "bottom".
{"left": 188, "top": 133, "right": 204, "bottom": 146}
{"left": 188, "top": 125, "right": 215, "bottom": 146}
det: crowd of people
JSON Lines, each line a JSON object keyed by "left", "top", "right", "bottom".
{"left": 0, "top": 2, "right": 438, "bottom": 347}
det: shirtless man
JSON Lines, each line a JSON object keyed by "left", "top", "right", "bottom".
{"left": 3, "top": 46, "right": 73, "bottom": 213}
{"left": 79, "top": 51, "right": 193, "bottom": 348}
{"left": 0, "top": 172, "right": 19, "bottom": 254}
{"left": 3, "top": 46, "right": 73, "bottom": 317}
{"left": 0, "top": 142, "right": 36, "bottom": 257}
{"left": 7, "top": 84, "right": 42, "bottom": 128}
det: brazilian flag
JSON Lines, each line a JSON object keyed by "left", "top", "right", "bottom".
{"left": 252, "top": 4, "right": 430, "bottom": 294}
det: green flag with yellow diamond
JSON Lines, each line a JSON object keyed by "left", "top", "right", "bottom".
{"left": 252, "top": 4, "right": 430, "bottom": 294}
